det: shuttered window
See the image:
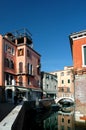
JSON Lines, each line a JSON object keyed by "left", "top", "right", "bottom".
{"left": 84, "top": 46, "right": 86, "bottom": 65}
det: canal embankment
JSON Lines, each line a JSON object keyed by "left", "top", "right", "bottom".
{"left": 0, "top": 102, "right": 23, "bottom": 130}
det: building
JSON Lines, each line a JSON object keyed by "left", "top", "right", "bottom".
{"left": 41, "top": 71, "right": 57, "bottom": 99}
{"left": 50, "top": 66, "right": 74, "bottom": 99}
{"left": 0, "top": 28, "right": 42, "bottom": 103}
{"left": 69, "top": 30, "right": 86, "bottom": 120}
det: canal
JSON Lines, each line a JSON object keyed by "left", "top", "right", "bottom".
{"left": 12, "top": 101, "right": 86, "bottom": 130}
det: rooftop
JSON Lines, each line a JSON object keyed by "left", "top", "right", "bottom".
{"left": 69, "top": 30, "right": 86, "bottom": 40}
{"left": 4, "top": 28, "right": 32, "bottom": 42}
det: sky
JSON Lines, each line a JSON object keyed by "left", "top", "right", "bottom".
{"left": 0, "top": 0, "right": 86, "bottom": 72}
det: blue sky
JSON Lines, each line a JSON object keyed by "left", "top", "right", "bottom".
{"left": 0, "top": 0, "right": 86, "bottom": 72}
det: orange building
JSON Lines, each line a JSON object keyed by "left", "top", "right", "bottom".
{"left": 69, "top": 30, "right": 86, "bottom": 119}
{"left": 0, "top": 28, "right": 42, "bottom": 103}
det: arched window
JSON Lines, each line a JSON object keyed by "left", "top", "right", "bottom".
{"left": 10, "top": 60, "right": 14, "bottom": 69}
{"left": 19, "top": 76, "right": 23, "bottom": 86}
{"left": 19, "top": 62, "right": 23, "bottom": 73}
{"left": 5, "top": 58, "right": 9, "bottom": 67}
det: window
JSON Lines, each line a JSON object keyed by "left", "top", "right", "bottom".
{"left": 82, "top": 45, "right": 86, "bottom": 66}
{"left": 46, "top": 84, "right": 48, "bottom": 89}
{"left": 5, "top": 44, "right": 15, "bottom": 55}
{"left": 18, "top": 48, "right": 24, "bottom": 56}
{"left": 37, "top": 65, "right": 40, "bottom": 75}
{"left": 62, "top": 80, "right": 64, "bottom": 84}
{"left": 30, "top": 64, "right": 33, "bottom": 75}
{"left": 7, "top": 46, "right": 11, "bottom": 53}
{"left": 28, "top": 77, "right": 30, "bottom": 85}
{"left": 5, "top": 59, "right": 14, "bottom": 69}
{"left": 5, "top": 74, "right": 13, "bottom": 85}
{"left": 28, "top": 63, "right": 33, "bottom": 75}
{"left": 12, "top": 48, "right": 15, "bottom": 55}
{"left": 19, "top": 76, "right": 23, "bottom": 86}
{"left": 5, "top": 58, "right": 9, "bottom": 67}
{"left": 27, "top": 50, "right": 30, "bottom": 57}
{"left": 68, "top": 79, "right": 70, "bottom": 83}
{"left": 62, "top": 118, "right": 64, "bottom": 122}
{"left": 10, "top": 60, "right": 14, "bottom": 69}
{"left": 61, "top": 72, "right": 64, "bottom": 76}
{"left": 67, "top": 71, "right": 70, "bottom": 75}
{"left": 5, "top": 44, "right": 8, "bottom": 52}
{"left": 68, "top": 119, "right": 70, "bottom": 123}
{"left": 19, "top": 62, "right": 23, "bottom": 73}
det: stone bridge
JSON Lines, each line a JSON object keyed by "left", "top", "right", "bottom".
{"left": 55, "top": 97, "right": 74, "bottom": 104}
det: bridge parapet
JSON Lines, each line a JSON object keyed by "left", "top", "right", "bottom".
{"left": 55, "top": 97, "right": 74, "bottom": 104}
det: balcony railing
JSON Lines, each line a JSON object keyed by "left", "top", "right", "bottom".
{"left": 4, "top": 28, "right": 32, "bottom": 42}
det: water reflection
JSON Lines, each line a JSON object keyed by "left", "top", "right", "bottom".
{"left": 57, "top": 111, "right": 74, "bottom": 130}
{"left": 15, "top": 104, "right": 86, "bottom": 130}
{"left": 44, "top": 112, "right": 58, "bottom": 130}
{"left": 43, "top": 111, "right": 74, "bottom": 130}
{"left": 43, "top": 107, "right": 86, "bottom": 130}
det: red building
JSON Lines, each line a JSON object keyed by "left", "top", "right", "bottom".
{"left": 69, "top": 30, "right": 86, "bottom": 120}
{"left": 0, "top": 28, "right": 42, "bottom": 103}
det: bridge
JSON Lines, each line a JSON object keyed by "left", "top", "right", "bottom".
{"left": 55, "top": 97, "right": 74, "bottom": 104}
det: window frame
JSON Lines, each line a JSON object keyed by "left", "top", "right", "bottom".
{"left": 82, "top": 44, "right": 86, "bottom": 67}
{"left": 68, "top": 79, "right": 70, "bottom": 83}
{"left": 62, "top": 80, "right": 64, "bottom": 84}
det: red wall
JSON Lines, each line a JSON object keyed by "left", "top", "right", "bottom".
{"left": 72, "top": 37, "right": 86, "bottom": 69}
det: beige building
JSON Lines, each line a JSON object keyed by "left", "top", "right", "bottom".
{"left": 50, "top": 66, "right": 74, "bottom": 99}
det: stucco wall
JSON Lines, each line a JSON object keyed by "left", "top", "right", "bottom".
{"left": 75, "top": 74, "right": 86, "bottom": 114}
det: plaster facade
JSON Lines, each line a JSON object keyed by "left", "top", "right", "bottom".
{"left": 41, "top": 71, "right": 57, "bottom": 99}
{"left": 51, "top": 66, "right": 74, "bottom": 99}
{"left": 0, "top": 28, "right": 42, "bottom": 102}
{"left": 69, "top": 30, "right": 86, "bottom": 120}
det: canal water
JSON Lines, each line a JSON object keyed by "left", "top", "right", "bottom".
{"left": 12, "top": 101, "right": 86, "bottom": 130}
{"left": 23, "top": 108, "right": 86, "bottom": 130}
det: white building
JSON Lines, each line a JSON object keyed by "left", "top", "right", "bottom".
{"left": 41, "top": 71, "right": 57, "bottom": 99}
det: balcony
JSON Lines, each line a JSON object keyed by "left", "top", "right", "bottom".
{"left": 16, "top": 70, "right": 35, "bottom": 77}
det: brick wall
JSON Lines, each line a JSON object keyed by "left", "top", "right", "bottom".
{"left": 75, "top": 74, "right": 86, "bottom": 114}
